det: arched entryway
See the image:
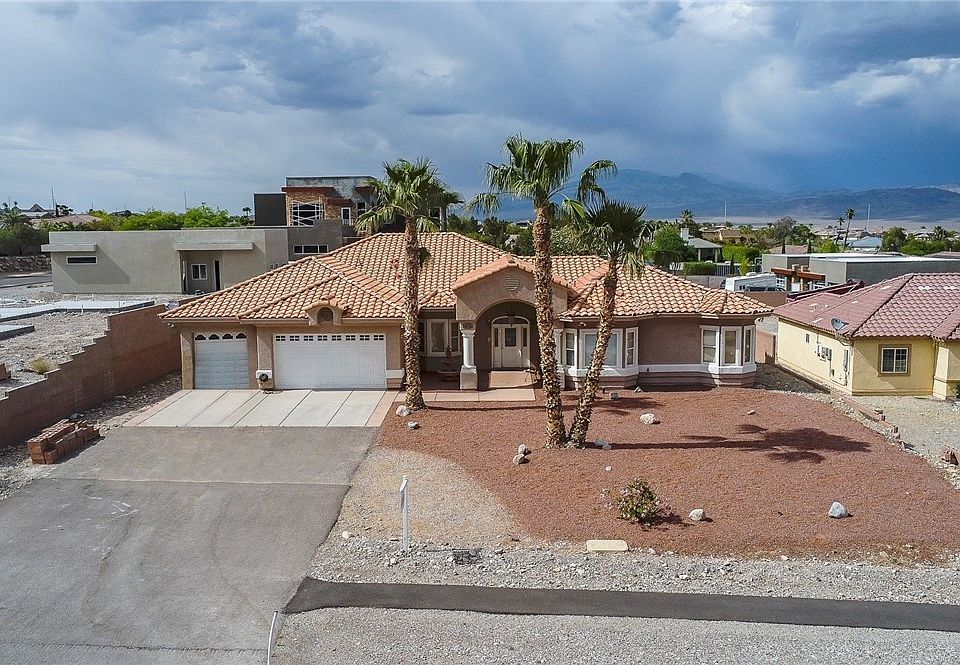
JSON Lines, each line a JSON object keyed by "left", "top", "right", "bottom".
{"left": 468, "top": 301, "right": 540, "bottom": 389}
{"left": 490, "top": 315, "right": 531, "bottom": 369}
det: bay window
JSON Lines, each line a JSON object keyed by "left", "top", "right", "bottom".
{"left": 701, "top": 328, "right": 718, "bottom": 364}
{"left": 564, "top": 331, "right": 576, "bottom": 366}
{"left": 722, "top": 328, "right": 739, "bottom": 365}
{"left": 625, "top": 328, "right": 637, "bottom": 366}
{"left": 582, "top": 330, "right": 620, "bottom": 368}
{"left": 743, "top": 326, "right": 754, "bottom": 364}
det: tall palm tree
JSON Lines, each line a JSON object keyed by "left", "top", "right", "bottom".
{"left": 356, "top": 158, "right": 458, "bottom": 410}
{"left": 432, "top": 189, "right": 464, "bottom": 231}
{"left": 842, "top": 208, "right": 856, "bottom": 249}
{"left": 470, "top": 135, "right": 616, "bottom": 448}
{"left": 933, "top": 225, "right": 949, "bottom": 242}
{"left": 567, "top": 201, "right": 653, "bottom": 448}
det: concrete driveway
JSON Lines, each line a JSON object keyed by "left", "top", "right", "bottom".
{"left": 0, "top": 426, "right": 376, "bottom": 664}
{"left": 130, "top": 389, "right": 395, "bottom": 428}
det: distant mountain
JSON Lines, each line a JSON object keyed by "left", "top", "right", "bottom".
{"left": 482, "top": 169, "right": 960, "bottom": 223}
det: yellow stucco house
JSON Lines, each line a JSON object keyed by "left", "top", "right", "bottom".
{"left": 775, "top": 273, "right": 960, "bottom": 399}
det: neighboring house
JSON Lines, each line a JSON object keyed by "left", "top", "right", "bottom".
{"left": 702, "top": 227, "right": 745, "bottom": 244}
{"left": 42, "top": 227, "right": 337, "bottom": 294}
{"left": 254, "top": 176, "right": 376, "bottom": 240}
{"left": 847, "top": 235, "right": 882, "bottom": 252}
{"left": 160, "top": 232, "right": 771, "bottom": 392}
{"left": 680, "top": 228, "right": 721, "bottom": 262}
{"left": 775, "top": 273, "right": 960, "bottom": 399}
{"left": 761, "top": 251, "right": 960, "bottom": 288}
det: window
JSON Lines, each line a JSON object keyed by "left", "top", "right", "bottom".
{"left": 341, "top": 207, "right": 351, "bottom": 222}
{"left": 583, "top": 331, "right": 620, "bottom": 368}
{"left": 430, "top": 321, "right": 447, "bottom": 354}
{"left": 357, "top": 201, "right": 367, "bottom": 216}
{"left": 191, "top": 264, "right": 207, "bottom": 280}
{"left": 66, "top": 255, "right": 97, "bottom": 264}
{"left": 805, "top": 333, "right": 810, "bottom": 343}
{"left": 317, "top": 307, "right": 334, "bottom": 322}
{"left": 564, "top": 331, "right": 576, "bottom": 367}
{"left": 743, "top": 327, "right": 754, "bottom": 364}
{"left": 625, "top": 329, "right": 637, "bottom": 366}
{"left": 701, "top": 328, "right": 718, "bottom": 364}
{"left": 722, "top": 328, "right": 739, "bottom": 365}
{"left": 449, "top": 322, "right": 460, "bottom": 353}
{"left": 880, "top": 347, "right": 909, "bottom": 374}
{"left": 293, "top": 244, "right": 327, "bottom": 255}
{"left": 418, "top": 321, "right": 427, "bottom": 353}
{"left": 291, "top": 202, "right": 322, "bottom": 226}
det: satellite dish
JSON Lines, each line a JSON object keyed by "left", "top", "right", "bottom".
{"left": 830, "top": 318, "right": 848, "bottom": 331}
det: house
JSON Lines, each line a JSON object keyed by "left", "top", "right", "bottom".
{"left": 846, "top": 235, "right": 882, "bottom": 252}
{"left": 702, "top": 227, "right": 746, "bottom": 244}
{"left": 254, "top": 176, "right": 376, "bottom": 240}
{"left": 680, "top": 228, "right": 721, "bottom": 262}
{"left": 43, "top": 226, "right": 339, "bottom": 294}
{"left": 160, "top": 232, "right": 771, "bottom": 392}
{"left": 761, "top": 251, "right": 960, "bottom": 288}
{"left": 775, "top": 273, "right": 960, "bottom": 398}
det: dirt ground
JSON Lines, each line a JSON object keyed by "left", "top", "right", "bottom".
{"left": 379, "top": 388, "right": 960, "bottom": 560}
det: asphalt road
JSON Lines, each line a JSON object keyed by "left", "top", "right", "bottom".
{"left": 0, "top": 271, "right": 51, "bottom": 290}
{"left": 0, "top": 426, "right": 376, "bottom": 664}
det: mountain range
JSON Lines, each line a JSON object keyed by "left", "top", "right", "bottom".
{"left": 487, "top": 169, "right": 960, "bottom": 225}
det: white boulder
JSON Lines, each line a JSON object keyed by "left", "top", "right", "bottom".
{"left": 689, "top": 508, "right": 706, "bottom": 522}
{"left": 639, "top": 413, "right": 660, "bottom": 425}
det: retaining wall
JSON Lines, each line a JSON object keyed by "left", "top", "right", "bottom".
{"left": 0, "top": 255, "right": 50, "bottom": 272}
{"left": 0, "top": 304, "right": 180, "bottom": 448}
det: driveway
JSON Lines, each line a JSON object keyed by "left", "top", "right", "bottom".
{"left": 130, "top": 389, "right": 395, "bottom": 428}
{"left": 0, "top": 426, "right": 376, "bottom": 664}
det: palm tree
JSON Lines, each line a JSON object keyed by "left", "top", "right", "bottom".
{"left": 567, "top": 201, "right": 652, "bottom": 448}
{"left": 933, "top": 225, "right": 949, "bottom": 242}
{"left": 470, "top": 135, "right": 616, "bottom": 448}
{"left": 356, "top": 158, "right": 459, "bottom": 410}
{"left": 242, "top": 206, "right": 252, "bottom": 221}
{"left": 842, "top": 208, "right": 856, "bottom": 249}
{"left": 432, "top": 189, "right": 464, "bottom": 231}
{"left": 0, "top": 203, "right": 30, "bottom": 228}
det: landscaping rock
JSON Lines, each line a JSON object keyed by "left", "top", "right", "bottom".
{"left": 610, "top": 392, "right": 620, "bottom": 401}
{"left": 517, "top": 444, "right": 530, "bottom": 456}
{"left": 406, "top": 421, "right": 420, "bottom": 430}
{"left": 747, "top": 409, "right": 756, "bottom": 415}
{"left": 396, "top": 405, "right": 413, "bottom": 417}
{"left": 639, "top": 413, "right": 660, "bottom": 425}
{"left": 941, "top": 447, "right": 959, "bottom": 466}
{"left": 828, "top": 501, "right": 851, "bottom": 519}
{"left": 594, "top": 438, "right": 612, "bottom": 450}
{"left": 689, "top": 508, "right": 706, "bottom": 522}
{"left": 585, "top": 539, "right": 628, "bottom": 553}
{"left": 451, "top": 549, "right": 481, "bottom": 565}
{"left": 511, "top": 453, "right": 529, "bottom": 465}
{"left": 341, "top": 531, "right": 353, "bottom": 540}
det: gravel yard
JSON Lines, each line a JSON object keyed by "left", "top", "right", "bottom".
{"left": 275, "top": 608, "right": 960, "bottom": 665}
{"left": 0, "top": 312, "right": 109, "bottom": 393}
{"left": 0, "top": 373, "right": 180, "bottom": 502}
{"left": 376, "top": 389, "right": 960, "bottom": 559}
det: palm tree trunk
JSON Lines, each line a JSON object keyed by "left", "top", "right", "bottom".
{"left": 532, "top": 205, "right": 565, "bottom": 448}
{"left": 402, "top": 217, "right": 426, "bottom": 409}
{"left": 567, "top": 256, "right": 618, "bottom": 448}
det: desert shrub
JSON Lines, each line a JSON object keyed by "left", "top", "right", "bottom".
{"left": 603, "top": 478, "right": 668, "bottom": 525}
{"left": 683, "top": 261, "right": 716, "bottom": 276}
{"left": 26, "top": 356, "right": 56, "bottom": 374}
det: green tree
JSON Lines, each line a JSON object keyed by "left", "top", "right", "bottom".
{"left": 469, "top": 134, "right": 615, "bottom": 448}
{"left": 933, "top": 225, "right": 950, "bottom": 242}
{"left": 567, "top": 201, "right": 653, "bottom": 448}
{"left": 769, "top": 216, "right": 799, "bottom": 252}
{"left": 0, "top": 224, "right": 47, "bottom": 255}
{"left": 512, "top": 227, "right": 534, "bottom": 255}
{"left": 881, "top": 226, "right": 908, "bottom": 251}
{"left": 357, "top": 158, "right": 458, "bottom": 410}
{"left": 645, "top": 225, "right": 692, "bottom": 269}
{"left": 0, "top": 203, "right": 30, "bottom": 228}
{"left": 480, "top": 217, "right": 511, "bottom": 249}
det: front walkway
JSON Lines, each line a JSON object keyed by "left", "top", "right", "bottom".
{"left": 395, "top": 387, "right": 536, "bottom": 402}
{"left": 127, "top": 389, "right": 396, "bottom": 428}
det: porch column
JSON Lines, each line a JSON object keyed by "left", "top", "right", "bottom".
{"left": 460, "top": 327, "right": 478, "bottom": 390}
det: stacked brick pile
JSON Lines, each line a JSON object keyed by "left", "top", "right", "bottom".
{"left": 0, "top": 363, "right": 9, "bottom": 381}
{"left": 27, "top": 419, "right": 99, "bottom": 464}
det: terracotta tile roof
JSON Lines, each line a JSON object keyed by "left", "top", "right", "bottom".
{"left": 162, "top": 232, "right": 771, "bottom": 322}
{"left": 775, "top": 273, "right": 960, "bottom": 339}
{"left": 562, "top": 265, "right": 771, "bottom": 318}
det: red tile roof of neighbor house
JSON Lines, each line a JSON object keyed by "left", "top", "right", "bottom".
{"left": 162, "top": 232, "right": 771, "bottom": 322}
{"left": 775, "top": 273, "right": 960, "bottom": 340}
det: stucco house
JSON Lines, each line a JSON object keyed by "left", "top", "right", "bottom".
{"left": 160, "top": 232, "right": 771, "bottom": 391}
{"left": 775, "top": 273, "right": 960, "bottom": 399}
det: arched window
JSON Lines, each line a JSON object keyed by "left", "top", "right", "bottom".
{"left": 209, "top": 334, "right": 220, "bottom": 340}
{"left": 237, "top": 333, "right": 247, "bottom": 339}
{"left": 195, "top": 334, "right": 206, "bottom": 341}
{"left": 222, "top": 333, "right": 233, "bottom": 339}
{"left": 317, "top": 307, "right": 335, "bottom": 322}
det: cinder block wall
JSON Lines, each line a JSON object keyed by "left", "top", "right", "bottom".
{"left": 0, "top": 304, "right": 181, "bottom": 448}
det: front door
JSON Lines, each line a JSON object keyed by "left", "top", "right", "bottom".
{"left": 492, "top": 319, "right": 530, "bottom": 369}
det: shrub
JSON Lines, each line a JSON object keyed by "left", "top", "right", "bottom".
{"left": 603, "top": 479, "right": 669, "bottom": 525}
{"left": 683, "top": 261, "right": 716, "bottom": 276}
{"left": 26, "top": 356, "right": 56, "bottom": 374}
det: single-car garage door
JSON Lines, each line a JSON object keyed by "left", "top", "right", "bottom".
{"left": 194, "top": 333, "right": 250, "bottom": 389}
{"left": 274, "top": 333, "right": 387, "bottom": 389}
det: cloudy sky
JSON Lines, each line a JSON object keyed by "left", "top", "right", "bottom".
{"left": 2, "top": 1, "right": 959, "bottom": 213}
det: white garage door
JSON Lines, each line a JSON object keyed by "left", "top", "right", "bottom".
{"left": 274, "top": 333, "right": 387, "bottom": 389}
{"left": 194, "top": 333, "right": 250, "bottom": 389}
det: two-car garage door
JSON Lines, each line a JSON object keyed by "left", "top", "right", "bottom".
{"left": 273, "top": 333, "right": 387, "bottom": 390}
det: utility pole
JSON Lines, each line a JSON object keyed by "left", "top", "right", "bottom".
{"left": 51, "top": 187, "right": 57, "bottom": 217}
{"left": 184, "top": 191, "right": 188, "bottom": 212}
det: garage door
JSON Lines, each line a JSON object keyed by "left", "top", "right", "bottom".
{"left": 194, "top": 333, "right": 250, "bottom": 389}
{"left": 274, "top": 333, "right": 387, "bottom": 389}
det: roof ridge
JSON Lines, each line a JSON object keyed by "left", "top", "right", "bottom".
{"left": 845, "top": 273, "right": 913, "bottom": 336}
